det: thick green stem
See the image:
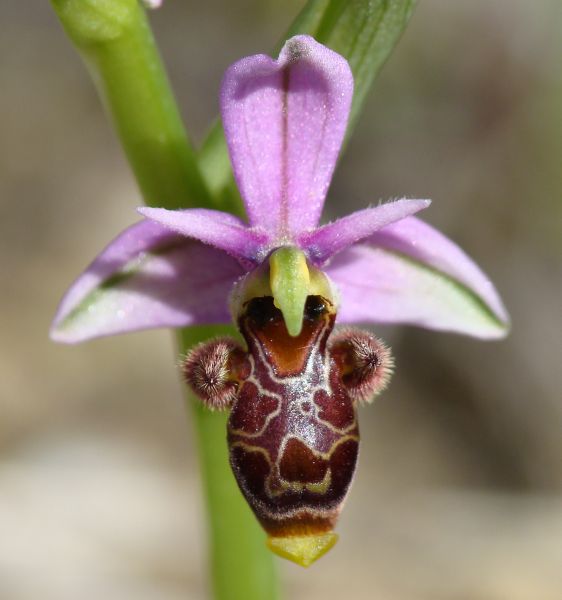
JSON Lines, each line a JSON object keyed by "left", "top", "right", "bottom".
{"left": 52, "top": 0, "right": 210, "bottom": 209}
{"left": 182, "top": 326, "right": 278, "bottom": 600}
{"left": 51, "top": 2, "right": 278, "bottom": 598}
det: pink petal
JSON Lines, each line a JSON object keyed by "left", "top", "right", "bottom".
{"left": 51, "top": 220, "right": 245, "bottom": 344}
{"left": 299, "top": 199, "right": 431, "bottom": 265}
{"left": 370, "top": 216, "right": 509, "bottom": 323}
{"left": 326, "top": 217, "right": 509, "bottom": 339}
{"left": 221, "top": 35, "right": 353, "bottom": 237}
{"left": 138, "top": 207, "right": 269, "bottom": 264}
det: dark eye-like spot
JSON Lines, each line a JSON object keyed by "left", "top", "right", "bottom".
{"left": 244, "top": 296, "right": 281, "bottom": 328}
{"left": 305, "top": 295, "right": 327, "bottom": 320}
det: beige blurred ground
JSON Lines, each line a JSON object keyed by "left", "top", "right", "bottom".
{"left": 1, "top": 1, "right": 561, "bottom": 599}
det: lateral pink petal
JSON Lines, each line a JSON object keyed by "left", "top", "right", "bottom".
{"left": 51, "top": 220, "right": 245, "bottom": 344}
{"left": 221, "top": 35, "right": 353, "bottom": 236}
{"left": 138, "top": 207, "right": 268, "bottom": 264}
{"left": 326, "top": 217, "right": 509, "bottom": 339}
{"left": 299, "top": 199, "right": 431, "bottom": 265}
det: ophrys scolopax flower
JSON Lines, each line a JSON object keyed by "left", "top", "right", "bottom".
{"left": 51, "top": 35, "right": 509, "bottom": 566}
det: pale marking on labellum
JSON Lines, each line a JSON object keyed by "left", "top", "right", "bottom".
{"left": 230, "top": 319, "right": 357, "bottom": 438}
{"left": 231, "top": 432, "right": 359, "bottom": 502}
{"left": 228, "top": 355, "right": 283, "bottom": 439}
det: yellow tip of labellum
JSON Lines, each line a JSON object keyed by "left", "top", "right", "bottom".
{"left": 269, "top": 247, "right": 310, "bottom": 337}
{"left": 266, "top": 532, "right": 338, "bottom": 567}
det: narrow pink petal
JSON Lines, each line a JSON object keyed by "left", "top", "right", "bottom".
{"left": 51, "top": 220, "right": 245, "bottom": 344}
{"left": 299, "top": 199, "right": 431, "bottom": 265}
{"left": 326, "top": 219, "right": 509, "bottom": 339}
{"left": 221, "top": 35, "right": 353, "bottom": 236}
{"left": 138, "top": 207, "right": 269, "bottom": 264}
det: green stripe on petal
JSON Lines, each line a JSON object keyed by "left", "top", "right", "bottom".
{"left": 51, "top": 225, "right": 244, "bottom": 344}
{"left": 328, "top": 245, "right": 509, "bottom": 339}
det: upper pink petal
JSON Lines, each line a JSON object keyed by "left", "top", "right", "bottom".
{"left": 51, "top": 219, "right": 245, "bottom": 344}
{"left": 299, "top": 199, "right": 431, "bottom": 265}
{"left": 221, "top": 35, "right": 353, "bottom": 237}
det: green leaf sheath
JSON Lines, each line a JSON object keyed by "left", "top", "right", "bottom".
{"left": 293, "top": 0, "right": 418, "bottom": 135}
{"left": 51, "top": 0, "right": 210, "bottom": 210}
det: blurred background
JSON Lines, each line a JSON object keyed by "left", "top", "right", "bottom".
{"left": 1, "top": 0, "right": 561, "bottom": 598}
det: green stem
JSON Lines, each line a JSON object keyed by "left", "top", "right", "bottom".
{"left": 52, "top": 0, "right": 210, "bottom": 209}
{"left": 51, "top": 2, "right": 278, "bottom": 598}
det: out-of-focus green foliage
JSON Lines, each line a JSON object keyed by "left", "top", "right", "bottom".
{"left": 52, "top": 0, "right": 212, "bottom": 210}
{"left": 288, "top": 0, "right": 417, "bottom": 134}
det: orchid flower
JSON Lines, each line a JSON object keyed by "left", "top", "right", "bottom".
{"left": 51, "top": 35, "right": 508, "bottom": 567}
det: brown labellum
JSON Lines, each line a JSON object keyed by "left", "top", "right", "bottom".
{"left": 182, "top": 295, "right": 392, "bottom": 566}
